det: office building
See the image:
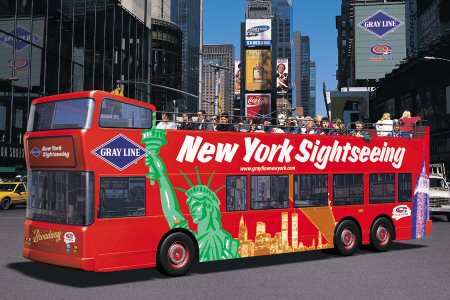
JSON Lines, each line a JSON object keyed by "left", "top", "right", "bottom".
{"left": 309, "top": 61, "right": 316, "bottom": 116}
{"left": 294, "top": 32, "right": 313, "bottom": 116}
{"left": 171, "top": 0, "right": 200, "bottom": 113}
{"left": 202, "top": 44, "right": 235, "bottom": 116}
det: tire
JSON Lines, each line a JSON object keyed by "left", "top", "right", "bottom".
{"left": 157, "top": 232, "right": 196, "bottom": 276}
{"left": 1, "top": 197, "right": 11, "bottom": 210}
{"left": 370, "top": 217, "right": 394, "bottom": 252}
{"left": 334, "top": 220, "right": 361, "bottom": 256}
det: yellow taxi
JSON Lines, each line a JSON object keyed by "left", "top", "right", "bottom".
{"left": 0, "top": 182, "right": 27, "bottom": 210}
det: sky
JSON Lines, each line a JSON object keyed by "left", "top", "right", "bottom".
{"left": 204, "top": 0, "right": 342, "bottom": 116}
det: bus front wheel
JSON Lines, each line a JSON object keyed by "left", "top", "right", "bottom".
{"left": 334, "top": 220, "right": 360, "bottom": 256}
{"left": 157, "top": 232, "right": 196, "bottom": 276}
{"left": 371, "top": 217, "right": 394, "bottom": 251}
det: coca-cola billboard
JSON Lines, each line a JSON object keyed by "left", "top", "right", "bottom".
{"left": 245, "top": 94, "right": 271, "bottom": 120}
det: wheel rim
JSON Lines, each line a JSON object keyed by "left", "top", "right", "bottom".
{"left": 341, "top": 228, "right": 356, "bottom": 249}
{"left": 376, "top": 225, "right": 390, "bottom": 246}
{"left": 167, "top": 242, "right": 189, "bottom": 268}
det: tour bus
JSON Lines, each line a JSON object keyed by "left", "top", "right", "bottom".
{"left": 23, "top": 90, "right": 431, "bottom": 276}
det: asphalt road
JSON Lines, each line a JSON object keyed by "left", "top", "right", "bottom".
{"left": 1, "top": 207, "right": 449, "bottom": 300}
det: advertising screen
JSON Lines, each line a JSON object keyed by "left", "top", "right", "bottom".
{"left": 234, "top": 60, "right": 241, "bottom": 95}
{"left": 245, "top": 19, "right": 272, "bottom": 47}
{"left": 276, "top": 58, "right": 289, "bottom": 94}
{"left": 355, "top": 4, "right": 406, "bottom": 80}
{"left": 245, "top": 49, "right": 272, "bottom": 91}
{"left": 245, "top": 94, "right": 271, "bottom": 120}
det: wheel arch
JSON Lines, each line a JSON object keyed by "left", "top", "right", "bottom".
{"left": 334, "top": 216, "right": 363, "bottom": 238}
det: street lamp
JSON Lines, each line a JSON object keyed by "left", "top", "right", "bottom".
{"left": 424, "top": 56, "right": 450, "bottom": 63}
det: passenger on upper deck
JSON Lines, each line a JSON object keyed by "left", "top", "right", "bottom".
{"left": 349, "top": 120, "right": 371, "bottom": 142}
{"left": 179, "top": 112, "right": 194, "bottom": 130}
{"left": 284, "top": 117, "right": 298, "bottom": 134}
{"left": 216, "top": 113, "right": 235, "bottom": 131}
{"left": 194, "top": 110, "right": 207, "bottom": 130}
{"left": 156, "top": 112, "right": 177, "bottom": 130}
{"left": 387, "top": 121, "right": 412, "bottom": 138}
{"left": 375, "top": 113, "right": 393, "bottom": 136}
{"left": 317, "top": 117, "right": 336, "bottom": 135}
{"left": 332, "top": 118, "right": 347, "bottom": 135}
{"left": 301, "top": 116, "right": 317, "bottom": 134}
{"left": 399, "top": 110, "right": 421, "bottom": 133}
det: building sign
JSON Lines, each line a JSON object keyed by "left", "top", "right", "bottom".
{"left": 358, "top": 10, "right": 403, "bottom": 38}
{"left": 245, "top": 49, "right": 272, "bottom": 91}
{"left": 245, "top": 94, "right": 271, "bottom": 120}
{"left": 276, "top": 58, "right": 289, "bottom": 94}
{"left": 0, "top": 144, "right": 25, "bottom": 160}
{"left": 245, "top": 19, "right": 272, "bottom": 47}
{"left": 0, "top": 26, "right": 40, "bottom": 51}
{"left": 91, "top": 134, "right": 148, "bottom": 171}
{"left": 27, "top": 136, "right": 76, "bottom": 167}
{"left": 355, "top": 4, "right": 406, "bottom": 80}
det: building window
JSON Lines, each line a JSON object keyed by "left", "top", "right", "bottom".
{"left": 99, "top": 177, "right": 146, "bottom": 218}
{"left": 226, "top": 176, "right": 248, "bottom": 211}
{"left": 294, "top": 174, "right": 328, "bottom": 207}
{"left": 251, "top": 176, "right": 289, "bottom": 210}
{"left": 333, "top": 174, "right": 364, "bottom": 206}
{"left": 398, "top": 173, "right": 413, "bottom": 202}
{"left": 370, "top": 174, "right": 395, "bottom": 204}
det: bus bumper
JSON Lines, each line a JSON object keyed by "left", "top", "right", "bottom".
{"left": 23, "top": 248, "right": 95, "bottom": 271}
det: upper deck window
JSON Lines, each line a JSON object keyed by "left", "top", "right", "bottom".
{"left": 28, "top": 98, "right": 95, "bottom": 131}
{"left": 99, "top": 98, "right": 152, "bottom": 129}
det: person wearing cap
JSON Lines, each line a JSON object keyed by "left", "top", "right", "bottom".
{"left": 349, "top": 120, "right": 372, "bottom": 142}
{"left": 387, "top": 121, "right": 412, "bottom": 138}
{"left": 317, "top": 117, "right": 336, "bottom": 135}
{"left": 300, "top": 116, "right": 317, "bottom": 134}
{"left": 285, "top": 117, "right": 298, "bottom": 134}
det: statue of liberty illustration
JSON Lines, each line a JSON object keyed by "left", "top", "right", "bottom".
{"left": 142, "top": 117, "right": 240, "bottom": 262}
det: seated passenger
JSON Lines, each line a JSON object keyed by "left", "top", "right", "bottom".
{"left": 156, "top": 112, "right": 177, "bottom": 130}
{"left": 216, "top": 113, "right": 235, "bottom": 131}
{"left": 332, "top": 118, "right": 347, "bottom": 135}
{"left": 178, "top": 112, "right": 194, "bottom": 130}
{"left": 318, "top": 117, "right": 336, "bottom": 135}
{"left": 262, "top": 118, "right": 273, "bottom": 133}
{"left": 300, "top": 116, "right": 318, "bottom": 134}
{"left": 375, "top": 113, "right": 393, "bottom": 136}
{"left": 349, "top": 120, "right": 371, "bottom": 142}
{"left": 387, "top": 122, "right": 412, "bottom": 138}
{"left": 284, "top": 117, "right": 298, "bottom": 134}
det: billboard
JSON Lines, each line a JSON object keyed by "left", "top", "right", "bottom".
{"left": 234, "top": 60, "right": 241, "bottom": 95}
{"left": 330, "top": 90, "right": 370, "bottom": 124}
{"left": 355, "top": 4, "right": 406, "bottom": 80}
{"left": 245, "top": 19, "right": 272, "bottom": 47}
{"left": 245, "top": 94, "right": 271, "bottom": 120}
{"left": 245, "top": 49, "right": 272, "bottom": 91}
{"left": 276, "top": 58, "right": 289, "bottom": 94}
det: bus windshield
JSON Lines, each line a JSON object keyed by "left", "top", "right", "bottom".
{"left": 26, "top": 171, "right": 95, "bottom": 226}
{"left": 28, "top": 98, "right": 95, "bottom": 131}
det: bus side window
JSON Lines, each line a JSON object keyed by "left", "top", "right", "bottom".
{"left": 99, "top": 177, "right": 146, "bottom": 218}
{"left": 251, "top": 175, "right": 289, "bottom": 210}
{"left": 294, "top": 174, "right": 328, "bottom": 207}
{"left": 398, "top": 173, "right": 412, "bottom": 202}
{"left": 226, "top": 176, "right": 248, "bottom": 211}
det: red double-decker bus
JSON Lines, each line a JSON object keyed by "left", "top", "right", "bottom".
{"left": 23, "top": 91, "right": 431, "bottom": 276}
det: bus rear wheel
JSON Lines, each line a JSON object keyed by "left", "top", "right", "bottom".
{"left": 371, "top": 217, "right": 394, "bottom": 252}
{"left": 157, "top": 232, "right": 196, "bottom": 276}
{"left": 334, "top": 220, "right": 360, "bottom": 256}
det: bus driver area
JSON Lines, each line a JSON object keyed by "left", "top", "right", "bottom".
{"left": 23, "top": 91, "right": 431, "bottom": 276}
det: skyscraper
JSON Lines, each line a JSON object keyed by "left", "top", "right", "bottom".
{"left": 294, "top": 32, "right": 312, "bottom": 116}
{"left": 171, "top": 0, "right": 200, "bottom": 112}
{"left": 309, "top": 61, "right": 316, "bottom": 116}
{"left": 202, "top": 44, "right": 235, "bottom": 115}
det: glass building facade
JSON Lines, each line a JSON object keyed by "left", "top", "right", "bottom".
{"left": 0, "top": 0, "right": 154, "bottom": 177}
{"left": 171, "top": 0, "right": 200, "bottom": 113}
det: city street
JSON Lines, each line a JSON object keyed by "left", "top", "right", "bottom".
{"left": 1, "top": 207, "right": 449, "bottom": 299}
